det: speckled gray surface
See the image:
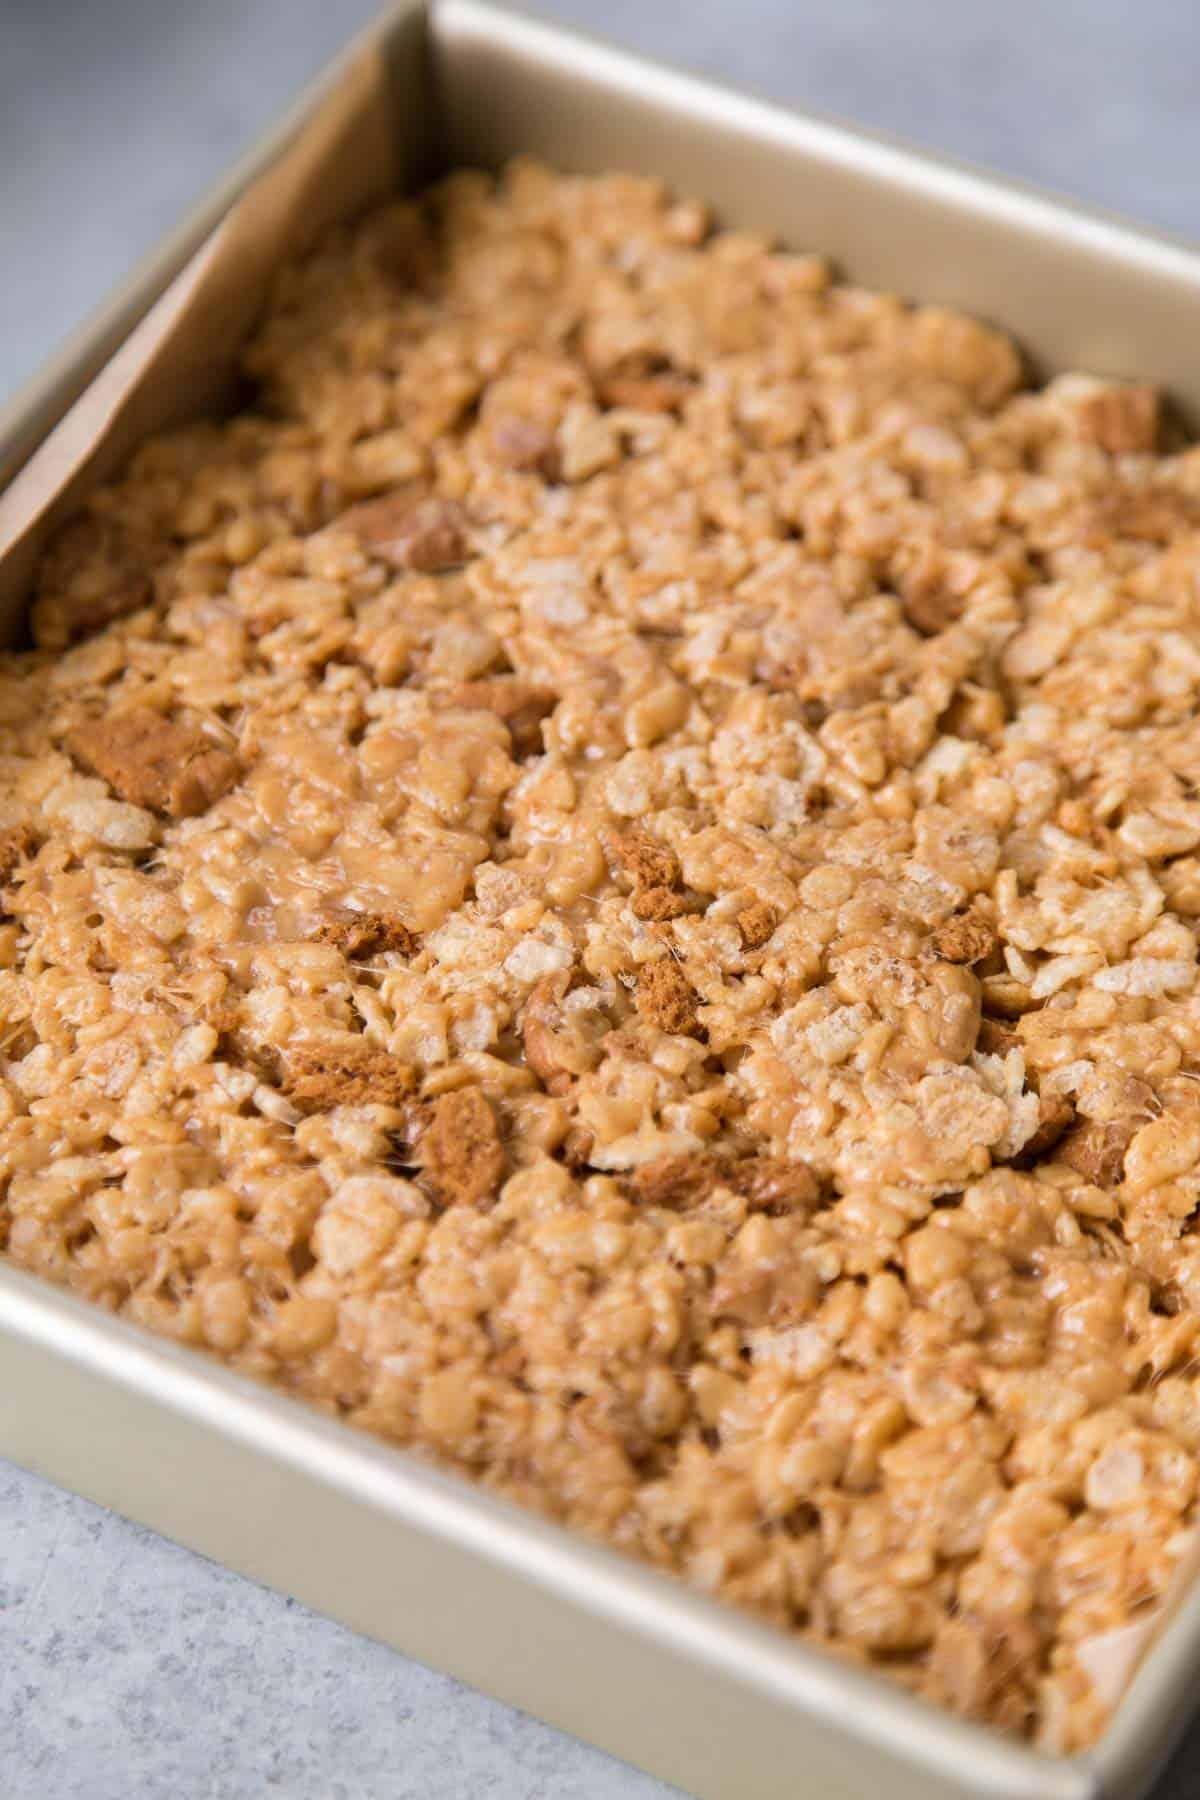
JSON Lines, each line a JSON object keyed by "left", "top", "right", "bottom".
{"left": 3, "top": 4, "right": 1200, "bottom": 1796}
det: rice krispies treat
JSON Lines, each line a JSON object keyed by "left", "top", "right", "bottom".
{"left": 7, "top": 158, "right": 1200, "bottom": 1752}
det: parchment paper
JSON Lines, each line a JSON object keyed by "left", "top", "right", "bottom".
{"left": 0, "top": 2, "right": 431, "bottom": 632}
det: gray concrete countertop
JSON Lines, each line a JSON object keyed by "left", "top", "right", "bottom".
{"left": 2, "top": 4, "right": 1199, "bottom": 1795}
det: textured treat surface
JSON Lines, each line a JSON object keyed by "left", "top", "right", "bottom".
{"left": 8, "top": 160, "right": 1200, "bottom": 1750}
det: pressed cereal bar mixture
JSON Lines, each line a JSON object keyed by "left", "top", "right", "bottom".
{"left": 9, "top": 159, "right": 1200, "bottom": 1750}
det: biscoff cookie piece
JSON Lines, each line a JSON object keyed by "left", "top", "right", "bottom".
{"left": 421, "top": 1089, "right": 505, "bottom": 1207}
{"left": 0, "top": 824, "right": 38, "bottom": 886}
{"left": 1015, "top": 1093, "right": 1077, "bottom": 1165}
{"left": 31, "top": 516, "right": 155, "bottom": 649}
{"left": 1058, "top": 376, "right": 1160, "bottom": 454}
{"left": 282, "top": 1041, "right": 415, "bottom": 1112}
{"left": 736, "top": 900, "right": 779, "bottom": 950}
{"left": 629, "top": 1153, "right": 711, "bottom": 1209}
{"left": 607, "top": 830, "right": 689, "bottom": 920}
{"left": 1058, "top": 1118, "right": 1137, "bottom": 1187}
{"left": 607, "top": 829, "right": 681, "bottom": 893}
{"left": 636, "top": 959, "right": 699, "bottom": 1034}
{"left": 339, "top": 493, "right": 467, "bottom": 571}
{"left": 930, "top": 908, "right": 999, "bottom": 966}
{"left": 631, "top": 885, "right": 689, "bottom": 922}
{"left": 727, "top": 1155, "right": 820, "bottom": 1215}
{"left": 68, "top": 709, "right": 240, "bottom": 819}
{"left": 312, "top": 910, "right": 420, "bottom": 960}
{"left": 451, "top": 677, "right": 557, "bottom": 758}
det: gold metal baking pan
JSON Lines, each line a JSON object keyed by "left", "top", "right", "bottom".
{"left": 4, "top": 6, "right": 1200, "bottom": 1795}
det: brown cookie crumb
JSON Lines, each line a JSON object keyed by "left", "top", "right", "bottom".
{"left": 630, "top": 1153, "right": 711, "bottom": 1209}
{"left": 727, "top": 1155, "right": 820, "bottom": 1214}
{"left": 1072, "top": 384, "right": 1159, "bottom": 455}
{"left": 607, "top": 829, "right": 681, "bottom": 892}
{"left": 931, "top": 909, "right": 999, "bottom": 966}
{"left": 709, "top": 1259, "right": 813, "bottom": 1329}
{"left": 0, "top": 823, "right": 39, "bottom": 887}
{"left": 901, "top": 587, "right": 965, "bottom": 637}
{"left": 452, "top": 677, "right": 557, "bottom": 758}
{"left": 636, "top": 960, "right": 699, "bottom": 1034}
{"left": 561, "top": 1126, "right": 595, "bottom": 1173}
{"left": 368, "top": 207, "right": 440, "bottom": 292}
{"left": 340, "top": 493, "right": 467, "bottom": 572}
{"left": 204, "top": 995, "right": 241, "bottom": 1039}
{"left": 632, "top": 885, "right": 689, "bottom": 922}
{"left": 1058, "top": 1118, "right": 1136, "bottom": 1187}
{"left": 1015, "top": 1093, "right": 1077, "bottom": 1166}
{"left": 708, "top": 1263, "right": 773, "bottom": 1325}
{"left": 68, "top": 709, "right": 241, "bottom": 818}
{"left": 737, "top": 900, "right": 778, "bottom": 950}
{"left": 926, "top": 1612, "right": 1042, "bottom": 1730}
{"left": 977, "top": 1018, "right": 1021, "bottom": 1057}
{"left": 32, "top": 516, "right": 155, "bottom": 649}
{"left": 422, "top": 1088, "right": 505, "bottom": 1207}
{"left": 1084, "top": 485, "right": 1200, "bottom": 546}
{"left": 313, "top": 910, "right": 420, "bottom": 960}
{"left": 597, "top": 371, "right": 692, "bottom": 414}
{"left": 488, "top": 416, "right": 561, "bottom": 478}
{"left": 282, "top": 1040, "right": 415, "bottom": 1112}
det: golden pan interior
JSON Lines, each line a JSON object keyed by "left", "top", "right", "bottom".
{"left": 4, "top": 5, "right": 1200, "bottom": 1795}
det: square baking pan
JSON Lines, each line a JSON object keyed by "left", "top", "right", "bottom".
{"left": 4, "top": 6, "right": 1200, "bottom": 1797}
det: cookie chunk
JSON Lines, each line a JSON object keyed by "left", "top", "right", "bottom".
{"left": 282, "top": 1041, "right": 415, "bottom": 1112}
{"left": 636, "top": 960, "right": 699, "bottom": 1034}
{"left": 452, "top": 678, "right": 557, "bottom": 758}
{"left": 32, "top": 517, "right": 154, "bottom": 648}
{"left": 422, "top": 1089, "right": 505, "bottom": 1207}
{"left": 931, "top": 909, "right": 998, "bottom": 966}
{"left": 0, "top": 824, "right": 38, "bottom": 886}
{"left": 67, "top": 709, "right": 240, "bottom": 818}
{"left": 340, "top": 493, "right": 467, "bottom": 571}
{"left": 737, "top": 901, "right": 778, "bottom": 950}
{"left": 313, "top": 910, "right": 420, "bottom": 960}
{"left": 1058, "top": 1118, "right": 1136, "bottom": 1187}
